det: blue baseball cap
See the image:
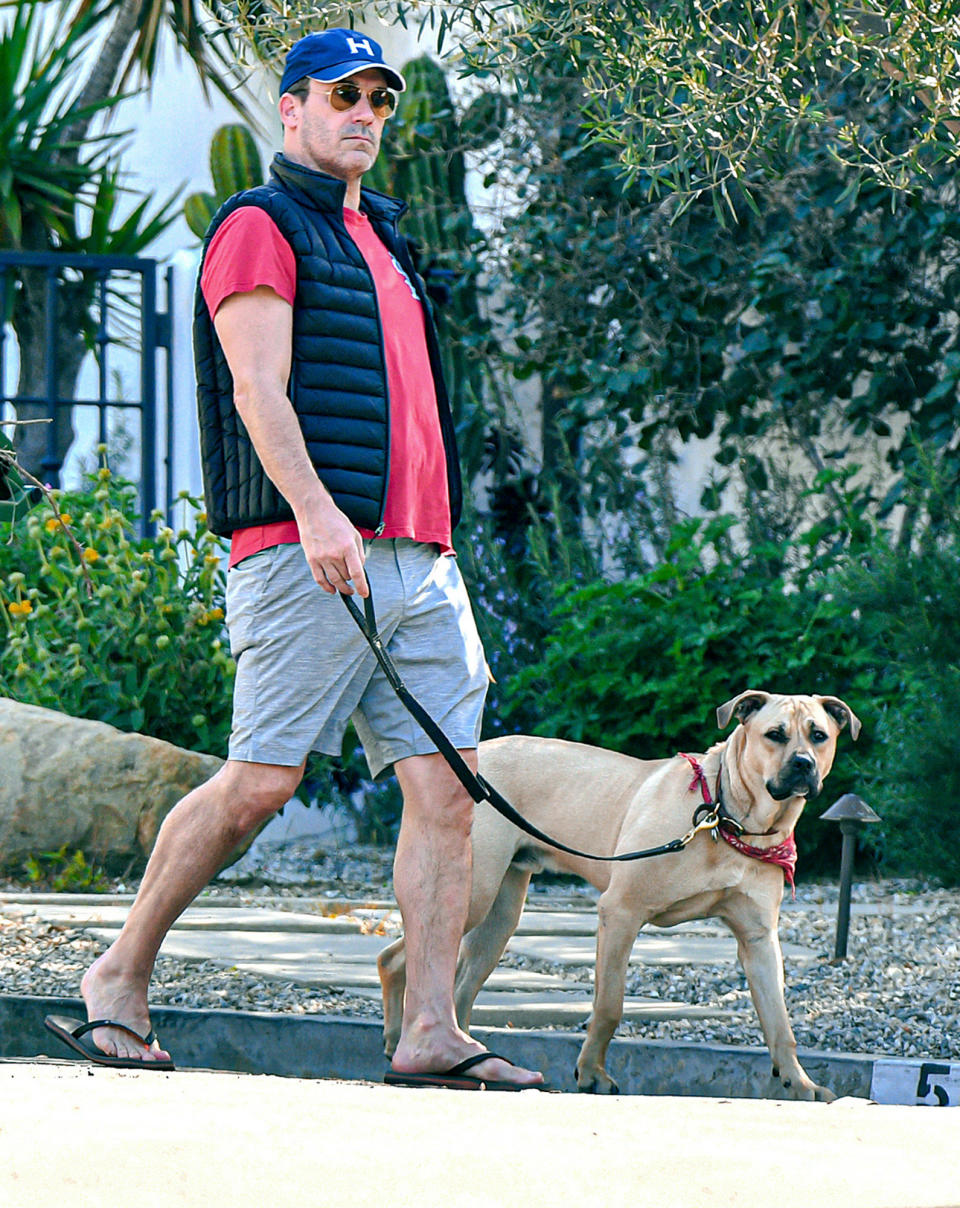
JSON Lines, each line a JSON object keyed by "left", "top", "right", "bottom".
{"left": 279, "top": 29, "right": 406, "bottom": 97}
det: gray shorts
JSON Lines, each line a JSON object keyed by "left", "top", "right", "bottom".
{"left": 225, "top": 539, "right": 488, "bottom": 778}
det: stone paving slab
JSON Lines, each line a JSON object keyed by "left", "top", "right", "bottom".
{"left": 83, "top": 927, "right": 578, "bottom": 994}
{"left": 507, "top": 931, "right": 816, "bottom": 966}
{"left": 345, "top": 984, "right": 735, "bottom": 1027}
{"left": 1, "top": 901, "right": 383, "bottom": 935}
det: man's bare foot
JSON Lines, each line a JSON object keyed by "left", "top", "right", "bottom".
{"left": 391, "top": 1023, "right": 543, "bottom": 1087}
{"left": 80, "top": 953, "right": 171, "bottom": 1064}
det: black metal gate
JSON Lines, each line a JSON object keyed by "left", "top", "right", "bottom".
{"left": 0, "top": 250, "right": 173, "bottom": 534}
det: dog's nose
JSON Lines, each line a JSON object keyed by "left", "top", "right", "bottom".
{"left": 791, "top": 751, "right": 815, "bottom": 770}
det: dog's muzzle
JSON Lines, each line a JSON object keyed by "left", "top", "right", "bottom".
{"left": 767, "top": 751, "right": 821, "bottom": 801}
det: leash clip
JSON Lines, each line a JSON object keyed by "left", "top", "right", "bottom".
{"left": 679, "top": 807, "right": 721, "bottom": 847}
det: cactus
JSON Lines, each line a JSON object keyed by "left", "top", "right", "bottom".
{"left": 184, "top": 125, "right": 265, "bottom": 238}
{"left": 366, "top": 57, "right": 500, "bottom": 472}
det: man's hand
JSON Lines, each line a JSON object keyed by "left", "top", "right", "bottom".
{"left": 297, "top": 492, "right": 369, "bottom": 597}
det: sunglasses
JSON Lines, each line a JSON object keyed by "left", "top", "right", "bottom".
{"left": 312, "top": 80, "right": 398, "bottom": 119}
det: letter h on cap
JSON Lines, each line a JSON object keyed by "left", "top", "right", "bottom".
{"left": 347, "top": 35, "right": 374, "bottom": 56}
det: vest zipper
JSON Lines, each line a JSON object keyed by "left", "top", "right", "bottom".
{"left": 344, "top": 211, "right": 390, "bottom": 534}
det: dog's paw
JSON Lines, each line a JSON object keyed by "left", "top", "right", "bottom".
{"left": 576, "top": 1069, "right": 620, "bottom": 1095}
{"left": 774, "top": 1067, "right": 837, "bottom": 1102}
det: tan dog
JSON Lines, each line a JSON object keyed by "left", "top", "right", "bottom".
{"left": 378, "top": 690, "right": 860, "bottom": 1100}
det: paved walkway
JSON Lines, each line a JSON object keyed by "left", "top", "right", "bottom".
{"left": 1, "top": 889, "right": 815, "bottom": 1028}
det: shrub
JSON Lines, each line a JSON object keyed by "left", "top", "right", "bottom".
{"left": 22, "top": 844, "right": 109, "bottom": 892}
{"left": 829, "top": 536, "right": 960, "bottom": 884}
{"left": 0, "top": 464, "right": 234, "bottom": 757}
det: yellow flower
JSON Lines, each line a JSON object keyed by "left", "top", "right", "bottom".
{"left": 8, "top": 599, "right": 33, "bottom": 617}
{"left": 204, "top": 554, "right": 220, "bottom": 567}
{"left": 208, "top": 607, "right": 224, "bottom": 621}
{"left": 82, "top": 548, "right": 100, "bottom": 563}
{"left": 45, "top": 512, "right": 72, "bottom": 532}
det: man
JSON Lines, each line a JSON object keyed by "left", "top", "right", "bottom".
{"left": 49, "top": 29, "right": 541, "bottom": 1090}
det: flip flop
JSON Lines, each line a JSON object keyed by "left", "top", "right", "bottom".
{"left": 43, "top": 1014, "right": 175, "bottom": 1071}
{"left": 384, "top": 1050, "right": 542, "bottom": 1091}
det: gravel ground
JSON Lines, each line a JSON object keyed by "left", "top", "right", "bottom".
{"left": 3, "top": 840, "right": 959, "bottom": 1061}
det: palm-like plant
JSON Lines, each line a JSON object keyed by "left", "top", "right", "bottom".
{"left": 0, "top": 0, "right": 120, "bottom": 247}
{"left": 2, "top": 0, "right": 249, "bottom": 474}
{"left": 62, "top": 0, "right": 252, "bottom": 132}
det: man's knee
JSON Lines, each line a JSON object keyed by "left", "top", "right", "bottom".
{"left": 220, "top": 759, "right": 304, "bottom": 833}
{"left": 397, "top": 753, "right": 476, "bottom": 836}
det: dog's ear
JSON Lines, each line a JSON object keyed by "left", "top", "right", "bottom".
{"left": 817, "top": 696, "right": 862, "bottom": 740}
{"left": 717, "top": 690, "right": 770, "bottom": 729}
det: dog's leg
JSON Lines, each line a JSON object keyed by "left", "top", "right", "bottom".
{"left": 576, "top": 886, "right": 643, "bottom": 1094}
{"left": 723, "top": 897, "right": 836, "bottom": 1102}
{"left": 454, "top": 864, "right": 532, "bottom": 1031}
{"left": 377, "top": 935, "right": 407, "bottom": 1059}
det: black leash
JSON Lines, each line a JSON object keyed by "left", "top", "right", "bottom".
{"left": 340, "top": 589, "right": 723, "bottom": 863}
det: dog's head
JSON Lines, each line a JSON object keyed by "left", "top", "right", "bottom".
{"left": 717, "top": 690, "right": 861, "bottom": 802}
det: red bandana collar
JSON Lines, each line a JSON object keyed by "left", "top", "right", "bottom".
{"left": 719, "top": 828, "right": 797, "bottom": 896}
{"left": 679, "top": 752, "right": 798, "bottom": 897}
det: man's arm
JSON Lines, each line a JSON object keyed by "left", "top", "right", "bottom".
{"left": 214, "top": 285, "right": 369, "bottom": 596}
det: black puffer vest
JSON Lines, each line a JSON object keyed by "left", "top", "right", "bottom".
{"left": 194, "top": 154, "right": 462, "bottom": 537}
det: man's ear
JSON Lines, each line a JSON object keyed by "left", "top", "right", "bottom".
{"left": 716, "top": 690, "right": 770, "bottom": 730}
{"left": 817, "top": 696, "right": 862, "bottom": 740}
{"left": 279, "top": 92, "right": 300, "bottom": 131}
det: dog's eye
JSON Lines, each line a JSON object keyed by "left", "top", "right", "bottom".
{"left": 811, "top": 728, "right": 828, "bottom": 743}
{"left": 765, "top": 730, "right": 788, "bottom": 744}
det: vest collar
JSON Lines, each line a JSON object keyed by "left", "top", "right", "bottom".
{"left": 270, "top": 153, "right": 406, "bottom": 224}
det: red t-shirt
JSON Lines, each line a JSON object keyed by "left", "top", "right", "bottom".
{"left": 201, "top": 205, "right": 453, "bottom": 565}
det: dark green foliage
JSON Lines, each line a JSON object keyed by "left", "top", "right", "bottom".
{"left": 482, "top": 76, "right": 960, "bottom": 556}
{"left": 830, "top": 532, "right": 960, "bottom": 884}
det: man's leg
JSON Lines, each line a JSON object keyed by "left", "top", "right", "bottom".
{"left": 389, "top": 750, "right": 542, "bottom": 1087}
{"left": 79, "top": 758, "right": 303, "bottom": 1063}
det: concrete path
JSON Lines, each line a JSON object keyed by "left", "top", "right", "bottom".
{"left": 2, "top": 1060, "right": 959, "bottom": 1208}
